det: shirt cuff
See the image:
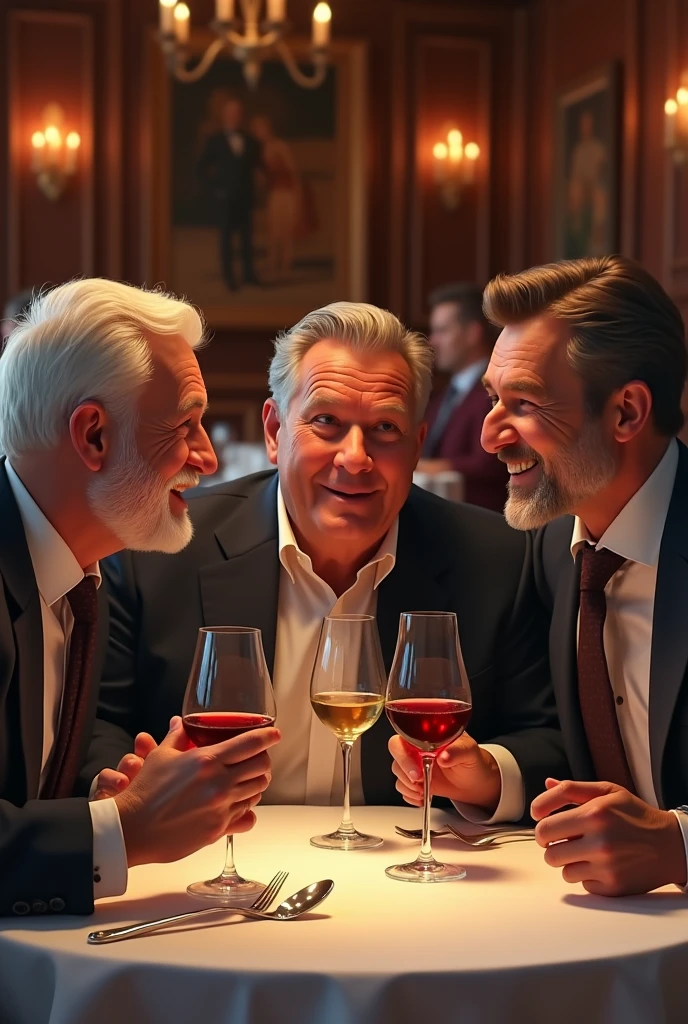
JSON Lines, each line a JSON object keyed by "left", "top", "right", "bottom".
{"left": 452, "top": 744, "right": 525, "bottom": 824}
{"left": 669, "top": 809, "right": 688, "bottom": 893}
{"left": 88, "top": 797, "right": 128, "bottom": 900}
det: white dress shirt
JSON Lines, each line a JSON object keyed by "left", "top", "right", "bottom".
{"left": 6, "top": 462, "right": 127, "bottom": 900}
{"left": 264, "top": 486, "right": 397, "bottom": 805}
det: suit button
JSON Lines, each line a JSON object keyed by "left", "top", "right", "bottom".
{"left": 12, "top": 901, "right": 30, "bottom": 916}
{"left": 49, "top": 897, "right": 65, "bottom": 913}
{"left": 32, "top": 900, "right": 48, "bottom": 914}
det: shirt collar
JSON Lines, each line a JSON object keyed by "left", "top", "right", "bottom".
{"left": 5, "top": 460, "right": 101, "bottom": 607}
{"left": 451, "top": 358, "right": 489, "bottom": 397}
{"left": 570, "top": 439, "right": 679, "bottom": 568}
{"left": 277, "top": 482, "right": 398, "bottom": 590}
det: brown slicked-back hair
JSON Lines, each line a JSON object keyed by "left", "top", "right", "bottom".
{"left": 483, "top": 255, "right": 687, "bottom": 437}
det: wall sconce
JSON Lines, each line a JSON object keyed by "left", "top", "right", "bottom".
{"left": 664, "top": 78, "right": 688, "bottom": 164}
{"left": 30, "top": 104, "right": 81, "bottom": 201}
{"left": 432, "top": 128, "right": 480, "bottom": 210}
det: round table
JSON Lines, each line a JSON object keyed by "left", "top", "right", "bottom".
{"left": 1, "top": 805, "right": 687, "bottom": 1024}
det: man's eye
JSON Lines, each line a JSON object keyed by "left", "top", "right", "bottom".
{"left": 313, "top": 414, "right": 337, "bottom": 426}
{"left": 376, "top": 422, "right": 398, "bottom": 433}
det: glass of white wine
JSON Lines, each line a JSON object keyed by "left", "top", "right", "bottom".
{"left": 310, "top": 614, "right": 386, "bottom": 850}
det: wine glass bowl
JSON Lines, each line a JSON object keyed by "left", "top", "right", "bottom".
{"left": 182, "top": 626, "right": 276, "bottom": 901}
{"left": 385, "top": 612, "right": 472, "bottom": 882}
{"left": 309, "top": 614, "right": 386, "bottom": 851}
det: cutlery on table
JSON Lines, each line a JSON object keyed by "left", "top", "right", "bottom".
{"left": 395, "top": 824, "right": 535, "bottom": 846}
{"left": 87, "top": 877, "right": 334, "bottom": 945}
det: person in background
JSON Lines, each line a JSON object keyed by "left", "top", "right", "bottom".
{"left": 416, "top": 282, "right": 508, "bottom": 512}
{"left": 0, "top": 278, "right": 278, "bottom": 916}
{"left": 1, "top": 288, "right": 38, "bottom": 343}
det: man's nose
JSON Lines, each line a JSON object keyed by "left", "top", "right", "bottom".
{"left": 333, "top": 426, "right": 372, "bottom": 472}
{"left": 481, "top": 405, "right": 518, "bottom": 455}
{"left": 188, "top": 426, "right": 218, "bottom": 476}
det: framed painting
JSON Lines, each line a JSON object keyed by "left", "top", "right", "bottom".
{"left": 554, "top": 64, "right": 620, "bottom": 260}
{"left": 146, "top": 36, "right": 367, "bottom": 328}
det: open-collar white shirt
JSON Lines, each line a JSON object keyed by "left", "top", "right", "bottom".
{"left": 5, "top": 461, "right": 127, "bottom": 899}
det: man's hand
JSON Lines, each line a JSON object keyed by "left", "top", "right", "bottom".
{"left": 389, "top": 733, "right": 502, "bottom": 813}
{"left": 531, "top": 778, "right": 687, "bottom": 896}
{"left": 92, "top": 732, "right": 158, "bottom": 800}
{"left": 115, "top": 716, "right": 280, "bottom": 867}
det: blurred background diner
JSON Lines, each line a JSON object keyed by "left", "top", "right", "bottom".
{"left": 2, "top": 0, "right": 688, "bottom": 495}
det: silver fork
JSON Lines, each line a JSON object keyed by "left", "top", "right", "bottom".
{"left": 395, "top": 824, "right": 534, "bottom": 845}
{"left": 87, "top": 870, "right": 288, "bottom": 945}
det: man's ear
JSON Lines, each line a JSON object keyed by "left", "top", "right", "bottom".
{"left": 262, "top": 398, "right": 281, "bottom": 466}
{"left": 610, "top": 381, "right": 653, "bottom": 443}
{"left": 69, "top": 402, "right": 110, "bottom": 472}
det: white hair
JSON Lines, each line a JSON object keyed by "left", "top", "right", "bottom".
{"left": 0, "top": 278, "right": 205, "bottom": 460}
{"left": 268, "top": 301, "right": 434, "bottom": 419}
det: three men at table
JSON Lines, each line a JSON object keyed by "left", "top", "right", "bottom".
{"left": 394, "top": 255, "right": 688, "bottom": 895}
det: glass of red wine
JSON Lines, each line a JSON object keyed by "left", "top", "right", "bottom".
{"left": 182, "top": 626, "right": 276, "bottom": 901}
{"left": 385, "top": 611, "right": 472, "bottom": 882}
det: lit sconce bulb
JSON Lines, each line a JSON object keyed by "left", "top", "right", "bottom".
{"left": 31, "top": 131, "right": 46, "bottom": 149}
{"left": 665, "top": 98, "right": 679, "bottom": 148}
{"left": 447, "top": 129, "right": 463, "bottom": 147}
{"left": 174, "top": 3, "right": 190, "bottom": 44}
{"left": 677, "top": 87, "right": 688, "bottom": 106}
{"left": 44, "top": 125, "right": 62, "bottom": 149}
{"left": 665, "top": 98, "right": 679, "bottom": 116}
{"left": 66, "top": 132, "right": 81, "bottom": 150}
{"left": 65, "top": 132, "right": 81, "bottom": 173}
{"left": 312, "top": 3, "right": 332, "bottom": 47}
{"left": 159, "top": 0, "right": 176, "bottom": 35}
{"left": 464, "top": 142, "right": 480, "bottom": 161}
{"left": 433, "top": 142, "right": 448, "bottom": 160}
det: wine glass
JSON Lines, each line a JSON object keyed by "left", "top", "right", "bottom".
{"left": 385, "top": 611, "right": 472, "bottom": 882}
{"left": 309, "top": 614, "right": 386, "bottom": 850}
{"left": 182, "top": 626, "right": 276, "bottom": 901}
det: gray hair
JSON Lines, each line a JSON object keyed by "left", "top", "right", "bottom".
{"left": 268, "top": 301, "right": 434, "bottom": 419}
{"left": 0, "top": 278, "right": 205, "bottom": 459}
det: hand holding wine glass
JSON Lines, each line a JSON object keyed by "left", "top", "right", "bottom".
{"left": 385, "top": 611, "right": 472, "bottom": 882}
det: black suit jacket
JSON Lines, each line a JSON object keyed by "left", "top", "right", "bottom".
{"left": 97, "top": 471, "right": 567, "bottom": 812}
{"left": 197, "top": 131, "right": 261, "bottom": 212}
{"left": 533, "top": 441, "right": 688, "bottom": 809}
{"left": 0, "top": 460, "right": 110, "bottom": 916}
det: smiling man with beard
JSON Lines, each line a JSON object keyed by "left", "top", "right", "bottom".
{"left": 0, "top": 279, "right": 279, "bottom": 916}
{"left": 96, "top": 300, "right": 566, "bottom": 820}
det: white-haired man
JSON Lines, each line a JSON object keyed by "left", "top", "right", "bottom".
{"left": 0, "top": 279, "right": 278, "bottom": 917}
{"left": 97, "top": 301, "right": 566, "bottom": 817}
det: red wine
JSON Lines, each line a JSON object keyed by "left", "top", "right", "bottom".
{"left": 386, "top": 698, "right": 472, "bottom": 754}
{"left": 183, "top": 712, "right": 275, "bottom": 747}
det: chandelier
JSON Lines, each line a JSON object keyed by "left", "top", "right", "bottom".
{"left": 158, "top": 0, "right": 332, "bottom": 89}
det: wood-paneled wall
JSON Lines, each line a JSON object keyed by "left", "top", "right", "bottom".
{"left": 2, "top": 0, "right": 688, "bottom": 430}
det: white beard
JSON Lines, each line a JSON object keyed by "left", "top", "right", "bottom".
{"left": 88, "top": 429, "right": 198, "bottom": 554}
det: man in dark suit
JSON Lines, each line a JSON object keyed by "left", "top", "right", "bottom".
{"left": 198, "top": 97, "right": 262, "bottom": 290}
{"left": 416, "top": 283, "right": 508, "bottom": 511}
{"left": 477, "top": 254, "right": 688, "bottom": 896}
{"left": 0, "top": 279, "right": 277, "bottom": 916}
{"left": 98, "top": 301, "right": 566, "bottom": 820}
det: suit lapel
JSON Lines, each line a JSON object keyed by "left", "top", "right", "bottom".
{"left": 649, "top": 444, "right": 688, "bottom": 806}
{"left": 199, "top": 474, "right": 280, "bottom": 676}
{"left": 0, "top": 461, "right": 44, "bottom": 799}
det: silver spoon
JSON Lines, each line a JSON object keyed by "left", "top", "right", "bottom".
{"left": 87, "top": 880, "right": 334, "bottom": 945}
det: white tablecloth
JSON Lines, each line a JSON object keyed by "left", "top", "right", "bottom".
{"left": 1, "top": 805, "right": 687, "bottom": 1024}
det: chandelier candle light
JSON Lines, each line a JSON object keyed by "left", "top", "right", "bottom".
{"left": 664, "top": 76, "right": 688, "bottom": 164}
{"left": 30, "top": 104, "right": 81, "bottom": 201}
{"left": 432, "top": 128, "right": 480, "bottom": 210}
{"left": 158, "top": 0, "right": 332, "bottom": 88}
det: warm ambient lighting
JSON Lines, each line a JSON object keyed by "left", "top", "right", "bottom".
{"left": 158, "top": 0, "right": 333, "bottom": 89}
{"left": 432, "top": 126, "right": 481, "bottom": 208}
{"left": 30, "top": 105, "right": 81, "bottom": 200}
{"left": 664, "top": 78, "right": 688, "bottom": 162}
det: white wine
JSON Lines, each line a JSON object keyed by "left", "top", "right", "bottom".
{"left": 311, "top": 691, "right": 384, "bottom": 741}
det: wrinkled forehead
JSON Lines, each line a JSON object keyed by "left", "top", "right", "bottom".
{"left": 487, "top": 316, "right": 575, "bottom": 394}
{"left": 140, "top": 331, "right": 207, "bottom": 414}
{"left": 293, "top": 340, "right": 415, "bottom": 413}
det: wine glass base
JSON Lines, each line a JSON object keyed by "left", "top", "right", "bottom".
{"left": 187, "top": 876, "right": 265, "bottom": 902}
{"left": 310, "top": 829, "right": 383, "bottom": 851}
{"left": 385, "top": 859, "right": 466, "bottom": 882}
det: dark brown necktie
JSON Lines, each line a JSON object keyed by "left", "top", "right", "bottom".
{"left": 41, "top": 576, "right": 98, "bottom": 800}
{"left": 577, "top": 545, "right": 636, "bottom": 792}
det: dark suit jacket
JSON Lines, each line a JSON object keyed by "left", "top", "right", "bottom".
{"left": 0, "top": 460, "right": 111, "bottom": 916}
{"left": 97, "top": 471, "right": 567, "bottom": 813}
{"left": 197, "top": 131, "right": 261, "bottom": 212}
{"left": 533, "top": 441, "right": 688, "bottom": 809}
{"left": 424, "top": 380, "right": 508, "bottom": 512}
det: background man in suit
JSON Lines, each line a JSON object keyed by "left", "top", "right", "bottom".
{"left": 198, "top": 97, "right": 262, "bottom": 290}
{"left": 416, "top": 282, "right": 508, "bottom": 511}
{"left": 0, "top": 279, "right": 278, "bottom": 916}
{"left": 476, "top": 255, "right": 687, "bottom": 896}
{"left": 97, "top": 301, "right": 566, "bottom": 821}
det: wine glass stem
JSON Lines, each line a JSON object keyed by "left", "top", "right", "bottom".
{"left": 220, "top": 835, "right": 239, "bottom": 881}
{"left": 337, "top": 740, "right": 356, "bottom": 835}
{"left": 419, "top": 755, "right": 435, "bottom": 862}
